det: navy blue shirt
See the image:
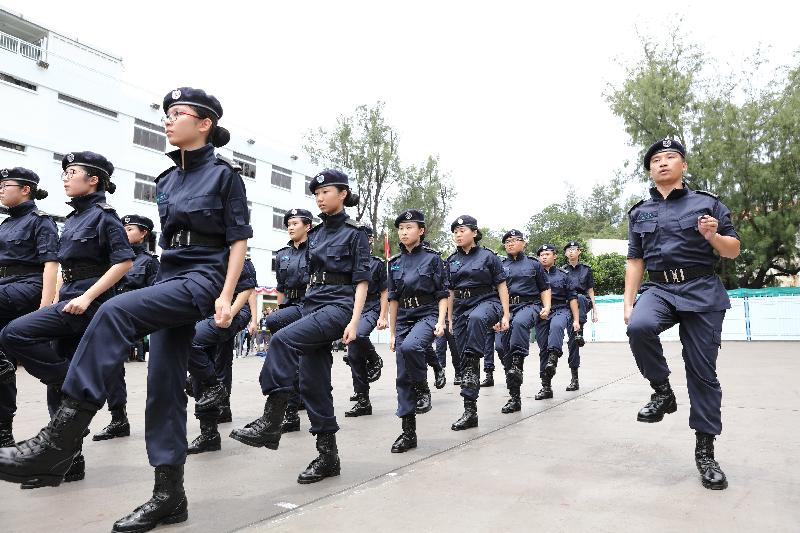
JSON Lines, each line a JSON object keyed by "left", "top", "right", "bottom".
{"left": 627, "top": 184, "right": 739, "bottom": 312}
{"left": 447, "top": 246, "right": 506, "bottom": 312}
{"left": 0, "top": 201, "right": 58, "bottom": 286}
{"left": 366, "top": 255, "right": 387, "bottom": 306}
{"left": 155, "top": 144, "right": 252, "bottom": 310}
{"left": 502, "top": 253, "right": 549, "bottom": 301}
{"left": 275, "top": 239, "right": 309, "bottom": 302}
{"left": 388, "top": 243, "right": 448, "bottom": 320}
{"left": 304, "top": 210, "right": 370, "bottom": 313}
{"left": 58, "top": 192, "right": 135, "bottom": 302}
{"left": 234, "top": 257, "right": 257, "bottom": 297}
{"left": 543, "top": 265, "right": 577, "bottom": 307}
{"left": 563, "top": 262, "right": 594, "bottom": 294}
{"left": 116, "top": 244, "right": 159, "bottom": 293}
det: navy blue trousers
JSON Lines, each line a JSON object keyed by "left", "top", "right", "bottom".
{"left": 565, "top": 295, "right": 593, "bottom": 369}
{"left": 627, "top": 290, "right": 725, "bottom": 435}
{"left": 483, "top": 331, "right": 496, "bottom": 372}
{"left": 534, "top": 305, "right": 572, "bottom": 378}
{"left": 395, "top": 314, "right": 436, "bottom": 417}
{"left": 434, "top": 323, "right": 460, "bottom": 370}
{"left": 452, "top": 299, "right": 502, "bottom": 401}
{"left": 61, "top": 280, "right": 212, "bottom": 466}
{"left": 261, "top": 304, "right": 304, "bottom": 410}
{"left": 346, "top": 303, "right": 380, "bottom": 394}
{"left": 259, "top": 304, "right": 351, "bottom": 434}
{"left": 496, "top": 303, "right": 541, "bottom": 371}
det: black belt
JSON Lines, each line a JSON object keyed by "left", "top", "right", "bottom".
{"left": 453, "top": 286, "right": 496, "bottom": 300}
{"left": 284, "top": 288, "right": 306, "bottom": 300}
{"left": 648, "top": 266, "right": 715, "bottom": 284}
{"left": 309, "top": 271, "right": 353, "bottom": 286}
{"left": 167, "top": 229, "right": 226, "bottom": 249}
{"left": 509, "top": 294, "right": 538, "bottom": 305}
{"left": 62, "top": 264, "right": 109, "bottom": 283}
{"left": 0, "top": 264, "right": 44, "bottom": 278}
{"left": 398, "top": 293, "right": 437, "bottom": 309}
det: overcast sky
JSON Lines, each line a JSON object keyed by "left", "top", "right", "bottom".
{"left": 4, "top": 0, "right": 798, "bottom": 231}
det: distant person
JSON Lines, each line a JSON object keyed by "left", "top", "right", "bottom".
{"left": 562, "top": 240, "right": 597, "bottom": 391}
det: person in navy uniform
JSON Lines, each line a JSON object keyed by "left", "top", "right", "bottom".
{"left": 534, "top": 244, "right": 580, "bottom": 400}
{"left": 562, "top": 240, "right": 598, "bottom": 391}
{"left": 344, "top": 224, "right": 388, "bottom": 418}
{"left": 0, "top": 168, "right": 59, "bottom": 448}
{"left": 447, "top": 215, "right": 509, "bottom": 431}
{"left": 92, "top": 215, "right": 160, "bottom": 442}
{"left": 270, "top": 208, "right": 312, "bottom": 433}
{"left": 480, "top": 331, "right": 496, "bottom": 387}
{"left": 387, "top": 209, "right": 447, "bottom": 452}
{"left": 185, "top": 257, "right": 256, "bottom": 454}
{"left": 231, "top": 168, "right": 369, "bottom": 485}
{"left": 625, "top": 137, "right": 740, "bottom": 490}
{"left": 434, "top": 308, "right": 461, "bottom": 384}
{"left": 0, "top": 153, "right": 134, "bottom": 485}
{"left": 0, "top": 87, "right": 252, "bottom": 532}
{"left": 495, "top": 230, "right": 551, "bottom": 413}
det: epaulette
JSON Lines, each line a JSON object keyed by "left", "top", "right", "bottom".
{"left": 559, "top": 266, "right": 569, "bottom": 273}
{"left": 388, "top": 253, "right": 401, "bottom": 262}
{"left": 526, "top": 254, "right": 541, "bottom": 262}
{"left": 33, "top": 209, "right": 51, "bottom": 217}
{"left": 276, "top": 244, "right": 292, "bottom": 253}
{"left": 215, "top": 154, "right": 242, "bottom": 173}
{"left": 696, "top": 190, "right": 719, "bottom": 199}
{"left": 153, "top": 166, "right": 176, "bottom": 184}
{"left": 0, "top": 207, "right": 9, "bottom": 216}
{"left": 627, "top": 198, "right": 646, "bottom": 214}
{"left": 372, "top": 255, "right": 385, "bottom": 263}
{"left": 422, "top": 245, "right": 441, "bottom": 255}
{"left": 309, "top": 222, "right": 323, "bottom": 233}
{"left": 345, "top": 218, "right": 362, "bottom": 229}
{"left": 96, "top": 203, "right": 116, "bottom": 212}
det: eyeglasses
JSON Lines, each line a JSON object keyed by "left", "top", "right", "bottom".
{"left": 161, "top": 111, "right": 201, "bottom": 125}
{"left": 61, "top": 168, "right": 87, "bottom": 181}
{"left": 0, "top": 183, "right": 23, "bottom": 191}
{"left": 504, "top": 238, "right": 524, "bottom": 244}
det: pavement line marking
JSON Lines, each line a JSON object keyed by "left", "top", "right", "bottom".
{"left": 230, "top": 368, "right": 639, "bottom": 533}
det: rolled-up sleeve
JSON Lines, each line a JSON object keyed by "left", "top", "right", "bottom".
{"left": 351, "top": 229, "right": 371, "bottom": 284}
{"left": 222, "top": 171, "right": 253, "bottom": 243}
{"left": 101, "top": 215, "right": 135, "bottom": 265}
{"left": 714, "top": 200, "right": 739, "bottom": 240}
{"left": 490, "top": 253, "right": 508, "bottom": 285}
{"left": 627, "top": 214, "right": 643, "bottom": 259}
{"left": 35, "top": 217, "right": 59, "bottom": 263}
{"left": 434, "top": 255, "right": 449, "bottom": 300}
{"left": 535, "top": 262, "right": 550, "bottom": 292}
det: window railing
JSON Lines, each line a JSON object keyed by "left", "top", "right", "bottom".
{"left": 0, "top": 30, "right": 45, "bottom": 62}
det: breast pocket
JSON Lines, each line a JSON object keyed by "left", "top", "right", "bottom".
{"left": 678, "top": 212, "right": 704, "bottom": 231}
{"left": 326, "top": 244, "right": 351, "bottom": 270}
{"left": 2, "top": 228, "right": 32, "bottom": 259}
{"left": 186, "top": 194, "right": 223, "bottom": 229}
{"left": 633, "top": 220, "right": 658, "bottom": 250}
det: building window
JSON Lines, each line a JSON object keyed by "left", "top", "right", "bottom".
{"left": 272, "top": 208, "right": 287, "bottom": 230}
{"left": 58, "top": 93, "right": 118, "bottom": 118}
{"left": 0, "top": 72, "right": 36, "bottom": 91}
{"left": 0, "top": 139, "right": 25, "bottom": 152}
{"left": 247, "top": 201, "right": 252, "bottom": 220}
{"left": 133, "top": 119, "right": 166, "bottom": 152}
{"left": 233, "top": 151, "right": 257, "bottom": 179}
{"left": 134, "top": 173, "right": 156, "bottom": 203}
{"left": 304, "top": 175, "right": 314, "bottom": 196}
{"left": 271, "top": 165, "right": 292, "bottom": 190}
{"left": 271, "top": 250, "right": 278, "bottom": 272}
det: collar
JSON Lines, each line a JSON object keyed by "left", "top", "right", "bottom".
{"left": 650, "top": 181, "right": 690, "bottom": 200}
{"left": 289, "top": 238, "right": 308, "bottom": 250}
{"left": 131, "top": 244, "right": 147, "bottom": 254}
{"left": 66, "top": 191, "right": 106, "bottom": 213}
{"left": 8, "top": 200, "right": 36, "bottom": 218}
{"left": 458, "top": 244, "right": 479, "bottom": 255}
{"left": 543, "top": 265, "right": 557, "bottom": 274}
{"left": 507, "top": 252, "right": 524, "bottom": 261}
{"left": 564, "top": 262, "right": 583, "bottom": 270}
{"left": 400, "top": 241, "right": 424, "bottom": 254}
{"left": 167, "top": 143, "right": 215, "bottom": 170}
{"left": 320, "top": 210, "right": 348, "bottom": 228}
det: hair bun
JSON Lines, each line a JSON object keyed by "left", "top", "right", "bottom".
{"left": 344, "top": 191, "right": 360, "bottom": 207}
{"left": 35, "top": 188, "right": 49, "bottom": 200}
{"left": 107, "top": 181, "right": 117, "bottom": 194}
{"left": 212, "top": 126, "right": 231, "bottom": 147}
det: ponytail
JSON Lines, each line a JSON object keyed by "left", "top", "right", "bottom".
{"left": 33, "top": 187, "right": 48, "bottom": 200}
{"left": 192, "top": 106, "right": 230, "bottom": 148}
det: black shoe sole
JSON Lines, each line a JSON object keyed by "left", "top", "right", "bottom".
{"left": 501, "top": 406, "right": 521, "bottom": 414}
{"left": 187, "top": 444, "right": 221, "bottom": 455}
{"left": 415, "top": 405, "right": 432, "bottom": 415}
{"left": 92, "top": 428, "right": 131, "bottom": 441}
{"left": 111, "top": 509, "right": 188, "bottom": 533}
{"left": 702, "top": 478, "right": 728, "bottom": 490}
{"left": 566, "top": 386, "right": 579, "bottom": 391}
{"left": 636, "top": 404, "right": 677, "bottom": 423}
{"left": 344, "top": 408, "right": 372, "bottom": 417}
{"left": 297, "top": 469, "right": 340, "bottom": 484}
{"left": 0, "top": 470, "right": 64, "bottom": 489}
{"left": 391, "top": 443, "right": 417, "bottom": 453}
{"left": 451, "top": 420, "right": 478, "bottom": 431}
{"left": 228, "top": 431, "right": 280, "bottom": 450}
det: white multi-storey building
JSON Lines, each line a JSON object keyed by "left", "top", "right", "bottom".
{"left": 0, "top": 8, "right": 321, "bottom": 306}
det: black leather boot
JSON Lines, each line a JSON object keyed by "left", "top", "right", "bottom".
{"left": 92, "top": 406, "right": 131, "bottom": 441}
{"left": 433, "top": 365, "right": 446, "bottom": 389}
{"left": 188, "top": 419, "right": 221, "bottom": 455}
{"left": 480, "top": 370, "right": 494, "bottom": 387}
{"left": 195, "top": 379, "right": 228, "bottom": 412}
{"left": 543, "top": 350, "right": 560, "bottom": 378}
{"left": 229, "top": 391, "right": 290, "bottom": 449}
{"left": 695, "top": 432, "right": 728, "bottom": 490}
{"left": 0, "top": 358, "right": 15, "bottom": 385}
{"left": 637, "top": 380, "right": 677, "bottom": 423}
{"left": 297, "top": 432, "right": 340, "bottom": 484}
{"left": 345, "top": 392, "right": 372, "bottom": 417}
{"left": 415, "top": 382, "right": 432, "bottom": 414}
{"left": 63, "top": 452, "right": 85, "bottom": 483}
{"left": 184, "top": 375, "right": 194, "bottom": 398}
{"left": 0, "top": 419, "right": 14, "bottom": 448}
{"left": 535, "top": 376, "right": 553, "bottom": 400}
{"left": 451, "top": 398, "right": 478, "bottom": 431}
{"left": 391, "top": 413, "right": 417, "bottom": 453}
{"left": 461, "top": 356, "right": 481, "bottom": 390}
{"left": 501, "top": 387, "right": 522, "bottom": 413}
{"left": 349, "top": 393, "right": 359, "bottom": 402}
{"left": 0, "top": 396, "right": 96, "bottom": 489}
{"left": 112, "top": 465, "right": 188, "bottom": 532}
{"left": 574, "top": 326, "right": 585, "bottom": 347}
{"left": 506, "top": 355, "right": 524, "bottom": 388}
{"left": 367, "top": 353, "right": 383, "bottom": 383}
{"left": 566, "top": 368, "right": 580, "bottom": 391}
{"left": 281, "top": 404, "right": 301, "bottom": 433}
{"left": 453, "top": 372, "right": 462, "bottom": 386}
{"left": 216, "top": 398, "right": 232, "bottom": 424}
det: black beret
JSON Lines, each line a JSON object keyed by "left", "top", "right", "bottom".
{"left": 121, "top": 214, "right": 154, "bottom": 232}
{"left": 644, "top": 137, "right": 686, "bottom": 170}
{"left": 309, "top": 168, "right": 349, "bottom": 194}
{"left": 283, "top": 208, "right": 313, "bottom": 226}
{"left": 502, "top": 229, "right": 525, "bottom": 243}
{"left": 450, "top": 215, "right": 479, "bottom": 232}
{"left": 62, "top": 151, "right": 114, "bottom": 178}
{"left": 536, "top": 243, "right": 557, "bottom": 255}
{"left": 564, "top": 240, "right": 581, "bottom": 250}
{"left": 163, "top": 87, "right": 223, "bottom": 119}
{"left": 394, "top": 209, "right": 426, "bottom": 228}
{"left": 0, "top": 167, "right": 39, "bottom": 185}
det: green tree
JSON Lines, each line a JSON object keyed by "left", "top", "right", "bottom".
{"left": 587, "top": 253, "right": 627, "bottom": 296}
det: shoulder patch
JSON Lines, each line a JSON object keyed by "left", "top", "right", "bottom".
{"left": 388, "top": 253, "right": 401, "bottom": 262}
{"left": 215, "top": 154, "right": 242, "bottom": 173}
{"left": 695, "top": 190, "right": 719, "bottom": 199}
{"left": 309, "top": 223, "right": 323, "bottom": 233}
{"left": 154, "top": 166, "right": 177, "bottom": 184}
{"left": 423, "top": 246, "right": 441, "bottom": 255}
{"left": 627, "top": 198, "right": 646, "bottom": 215}
{"left": 96, "top": 203, "right": 116, "bottom": 212}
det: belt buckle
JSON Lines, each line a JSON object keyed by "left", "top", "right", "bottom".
{"left": 667, "top": 268, "right": 685, "bottom": 283}
{"left": 463, "top": 289, "right": 471, "bottom": 298}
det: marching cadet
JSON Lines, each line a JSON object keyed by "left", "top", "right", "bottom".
{"left": 345, "top": 225, "right": 388, "bottom": 418}
{"left": 447, "top": 215, "right": 509, "bottom": 431}
{"left": 92, "top": 214, "right": 160, "bottom": 442}
{"left": 387, "top": 209, "right": 448, "bottom": 452}
{"left": 230, "top": 168, "right": 369, "bottom": 485}
{"left": 186, "top": 256, "right": 256, "bottom": 454}
{"left": 534, "top": 244, "right": 580, "bottom": 400}
{"left": 0, "top": 87, "right": 251, "bottom": 533}
{"left": 434, "top": 310, "right": 461, "bottom": 384}
{"left": 0, "top": 153, "right": 134, "bottom": 484}
{"left": 495, "top": 230, "right": 551, "bottom": 413}
{"left": 0, "top": 168, "right": 58, "bottom": 448}
{"left": 625, "top": 137, "right": 740, "bottom": 490}
{"left": 480, "top": 334, "right": 496, "bottom": 387}
{"left": 562, "top": 240, "right": 598, "bottom": 391}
